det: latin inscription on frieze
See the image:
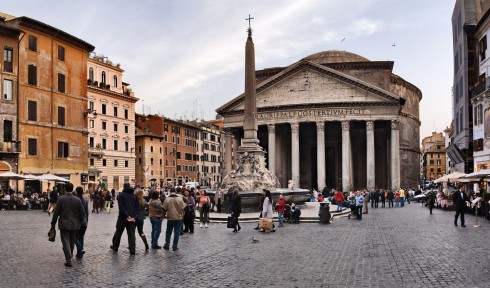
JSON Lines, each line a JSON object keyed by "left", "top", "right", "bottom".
{"left": 258, "top": 108, "right": 366, "bottom": 120}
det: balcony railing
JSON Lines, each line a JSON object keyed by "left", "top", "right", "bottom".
{"left": 0, "top": 141, "right": 21, "bottom": 153}
{"left": 88, "top": 147, "right": 104, "bottom": 158}
{"left": 470, "top": 76, "right": 490, "bottom": 99}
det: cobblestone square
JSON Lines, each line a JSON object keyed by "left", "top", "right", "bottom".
{"left": 0, "top": 203, "right": 489, "bottom": 288}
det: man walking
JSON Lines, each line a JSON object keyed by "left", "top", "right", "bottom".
{"left": 50, "top": 182, "right": 86, "bottom": 267}
{"left": 454, "top": 185, "right": 469, "bottom": 227}
{"left": 110, "top": 183, "right": 138, "bottom": 255}
{"left": 162, "top": 187, "right": 186, "bottom": 251}
{"left": 427, "top": 190, "right": 435, "bottom": 215}
{"left": 399, "top": 187, "right": 406, "bottom": 207}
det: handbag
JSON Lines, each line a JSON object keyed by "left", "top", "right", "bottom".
{"left": 227, "top": 216, "right": 236, "bottom": 229}
{"left": 48, "top": 227, "right": 56, "bottom": 242}
{"left": 259, "top": 217, "right": 273, "bottom": 230}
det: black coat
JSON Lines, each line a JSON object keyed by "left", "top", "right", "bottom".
{"left": 453, "top": 190, "right": 469, "bottom": 210}
{"left": 387, "top": 191, "right": 394, "bottom": 200}
{"left": 118, "top": 187, "right": 138, "bottom": 220}
{"left": 230, "top": 195, "right": 242, "bottom": 217}
{"left": 51, "top": 193, "right": 85, "bottom": 231}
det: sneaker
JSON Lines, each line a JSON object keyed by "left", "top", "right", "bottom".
{"left": 163, "top": 245, "right": 169, "bottom": 250}
{"left": 205, "top": 223, "right": 208, "bottom": 228}
{"left": 200, "top": 223, "right": 203, "bottom": 228}
{"left": 64, "top": 262, "right": 72, "bottom": 267}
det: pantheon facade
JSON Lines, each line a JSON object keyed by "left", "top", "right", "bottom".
{"left": 217, "top": 51, "right": 421, "bottom": 191}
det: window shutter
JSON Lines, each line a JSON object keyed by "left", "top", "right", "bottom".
{"left": 58, "top": 73, "right": 65, "bottom": 93}
{"left": 58, "top": 106, "right": 65, "bottom": 126}
{"left": 28, "top": 65, "right": 37, "bottom": 85}
{"left": 28, "top": 101, "right": 37, "bottom": 121}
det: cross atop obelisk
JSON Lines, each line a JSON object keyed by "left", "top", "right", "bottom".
{"left": 246, "top": 14, "right": 254, "bottom": 36}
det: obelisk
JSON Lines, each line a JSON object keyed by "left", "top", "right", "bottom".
{"left": 240, "top": 16, "right": 263, "bottom": 153}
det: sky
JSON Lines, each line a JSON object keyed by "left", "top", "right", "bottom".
{"left": 2, "top": 0, "right": 455, "bottom": 139}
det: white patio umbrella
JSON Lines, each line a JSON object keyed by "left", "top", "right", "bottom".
{"left": 0, "top": 171, "right": 27, "bottom": 180}
{"left": 22, "top": 174, "right": 42, "bottom": 181}
{"left": 434, "top": 171, "right": 467, "bottom": 183}
{"left": 461, "top": 168, "right": 490, "bottom": 179}
{"left": 38, "top": 174, "right": 70, "bottom": 182}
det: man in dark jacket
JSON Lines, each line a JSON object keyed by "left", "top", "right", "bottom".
{"left": 50, "top": 182, "right": 86, "bottom": 267}
{"left": 387, "top": 190, "right": 394, "bottom": 208}
{"left": 111, "top": 183, "right": 138, "bottom": 254}
{"left": 454, "top": 185, "right": 469, "bottom": 227}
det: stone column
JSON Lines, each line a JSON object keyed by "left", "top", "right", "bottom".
{"left": 267, "top": 123, "right": 276, "bottom": 174}
{"left": 341, "top": 121, "right": 351, "bottom": 192}
{"left": 224, "top": 128, "right": 233, "bottom": 175}
{"left": 390, "top": 120, "right": 400, "bottom": 191}
{"left": 316, "top": 121, "right": 326, "bottom": 190}
{"left": 366, "top": 121, "right": 375, "bottom": 190}
{"left": 291, "top": 122, "right": 300, "bottom": 187}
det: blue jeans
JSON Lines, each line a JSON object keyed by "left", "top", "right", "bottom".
{"left": 75, "top": 224, "right": 87, "bottom": 255}
{"left": 278, "top": 212, "right": 284, "bottom": 227}
{"left": 400, "top": 197, "right": 405, "bottom": 207}
{"left": 165, "top": 220, "right": 182, "bottom": 249}
{"left": 337, "top": 202, "right": 343, "bottom": 211}
{"left": 150, "top": 217, "right": 162, "bottom": 248}
{"left": 395, "top": 199, "right": 399, "bottom": 207}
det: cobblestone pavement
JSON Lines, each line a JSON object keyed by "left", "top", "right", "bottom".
{"left": 0, "top": 202, "right": 489, "bottom": 288}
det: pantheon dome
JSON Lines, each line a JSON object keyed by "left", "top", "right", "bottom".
{"left": 303, "top": 50, "right": 370, "bottom": 64}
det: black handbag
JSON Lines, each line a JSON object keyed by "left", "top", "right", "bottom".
{"left": 227, "top": 216, "right": 236, "bottom": 229}
{"left": 48, "top": 227, "right": 56, "bottom": 242}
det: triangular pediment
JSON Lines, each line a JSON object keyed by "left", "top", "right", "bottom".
{"left": 217, "top": 60, "right": 400, "bottom": 114}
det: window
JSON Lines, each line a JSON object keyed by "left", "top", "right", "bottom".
{"left": 125, "top": 160, "right": 128, "bottom": 167}
{"left": 58, "top": 73, "right": 65, "bottom": 93}
{"left": 58, "top": 142, "right": 69, "bottom": 158}
{"left": 474, "top": 104, "right": 483, "bottom": 125}
{"left": 124, "top": 125, "right": 129, "bottom": 133}
{"left": 88, "top": 68, "right": 94, "bottom": 82}
{"left": 101, "top": 104, "right": 107, "bottom": 114}
{"left": 113, "top": 75, "right": 118, "bottom": 87}
{"left": 102, "top": 139, "right": 107, "bottom": 149}
{"left": 102, "top": 121, "right": 107, "bottom": 130}
{"left": 113, "top": 140, "right": 118, "bottom": 151}
{"left": 459, "top": 107, "right": 464, "bottom": 133}
{"left": 3, "top": 79, "right": 12, "bottom": 100}
{"left": 125, "top": 141, "right": 129, "bottom": 152}
{"left": 28, "top": 64, "right": 37, "bottom": 85}
{"left": 113, "top": 123, "right": 118, "bottom": 132}
{"left": 114, "top": 160, "right": 118, "bottom": 167}
{"left": 151, "top": 158, "right": 154, "bottom": 165}
{"left": 150, "top": 146, "right": 153, "bottom": 152}
{"left": 90, "top": 158, "right": 94, "bottom": 166}
{"left": 3, "top": 47, "right": 13, "bottom": 73}
{"left": 101, "top": 72, "right": 106, "bottom": 85}
{"left": 89, "top": 101, "right": 94, "bottom": 111}
{"left": 28, "top": 100, "right": 37, "bottom": 121}
{"left": 480, "top": 36, "right": 488, "bottom": 62}
{"left": 164, "top": 124, "right": 168, "bottom": 132}
{"left": 28, "top": 36, "right": 37, "bottom": 52}
{"left": 114, "top": 107, "right": 118, "bottom": 117}
{"left": 28, "top": 138, "right": 37, "bottom": 155}
{"left": 3, "top": 120, "right": 12, "bottom": 142}
{"left": 102, "top": 159, "right": 107, "bottom": 166}
{"left": 139, "top": 146, "right": 141, "bottom": 153}
{"left": 58, "top": 106, "right": 65, "bottom": 126}
{"left": 58, "top": 45, "right": 65, "bottom": 61}
{"left": 160, "top": 159, "right": 162, "bottom": 165}
{"left": 124, "top": 109, "right": 129, "bottom": 119}
{"left": 89, "top": 137, "right": 94, "bottom": 148}
{"left": 139, "top": 158, "right": 142, "bottom": 165}
{"left": 89, "top": 120, "right": 94, "bottom": 128}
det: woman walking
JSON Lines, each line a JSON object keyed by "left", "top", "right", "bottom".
{"left": 260, "top": 190, "right": 275, "bottom": 232}
{"left": 92, "top": 189, "right": 100, "bottom": 213}
{"left": 135, "top": 188, "right": 150, "bottom": 250}
{"left": 230, "top": 189, "right": 242, "bottom": 233}
{"left": 198, "top": 190, "right": 211, "bottom": 228}
{"left": 183, "top": 189, "right": 195, "bottom": 234}
{"left": 75, "top": 186, "right": 88, "bottom": 258}
{"left": 148, "top": 190, "right": 165, "bottom": 249}
{"left": 105, "top": 191, "right": 112, "bottom": 214}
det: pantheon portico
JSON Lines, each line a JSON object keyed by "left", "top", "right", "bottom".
{"left": 217, "top": 51, "right": 421, "bottom": 191}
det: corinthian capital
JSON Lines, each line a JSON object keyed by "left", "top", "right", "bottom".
{"left": 316, "top": 121, "right": 325, "bottom": 131}
{"left": 267, "top": 123, "right": 276, "bottom": 133}
{"left": 341, "top": 121, "right": 350, "bottom": 131}
{"left": 391, "top": 120, "right": 399, "bottom": 130}
{"left": 366, "top": 121, "right": 374, "bottom": 131}
{"left": 290, "top": 122, "right": 299, "bottom": 133}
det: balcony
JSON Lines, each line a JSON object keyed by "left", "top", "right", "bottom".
{"left": 0, "top": 141, "right": 21, "bottom": 153}
{"left": 470, "top": 76, "right": 490, "bottom": 99}
{"left": 88, "top": 147, "right": 104, "bottom": 158}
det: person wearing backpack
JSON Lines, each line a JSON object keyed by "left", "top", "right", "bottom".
{"left": 198, "top": 190, "right": 211, "bottom": 228}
